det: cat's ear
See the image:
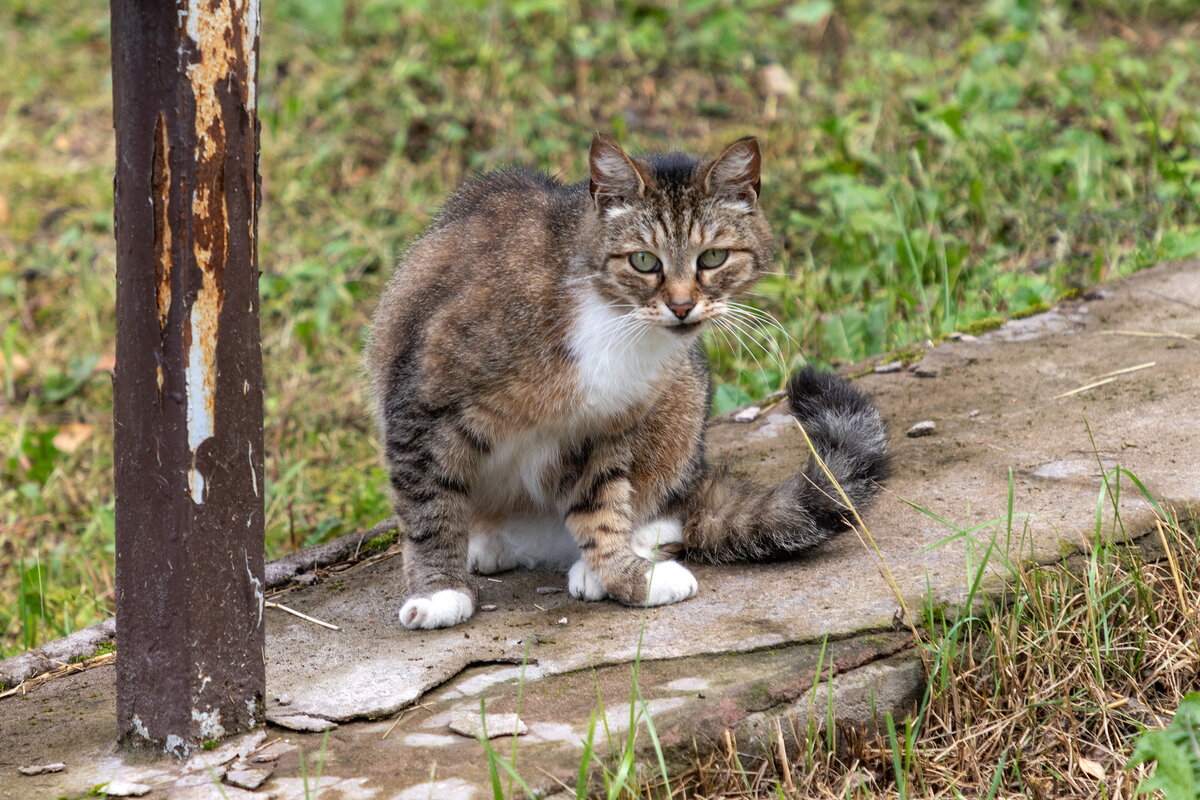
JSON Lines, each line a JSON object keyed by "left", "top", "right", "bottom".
{"left": 703, "top": 137, "right": 762, "bottom": 205}
{"left": 589, "top": 133, "right": 646, "bottom": 211}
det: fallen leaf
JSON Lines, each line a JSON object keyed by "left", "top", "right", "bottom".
{"left": 0, "top": 350, "right": 30, "bottom": 378}
{"left": 53, "top": 423, "right": 94, "bottom": 454}
{"left": 1078, "top": 757, "right": 1105, "bottom": 780}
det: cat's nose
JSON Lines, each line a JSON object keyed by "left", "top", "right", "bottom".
{"left": 666, "top": 299, "right": 695, "bottom": 320}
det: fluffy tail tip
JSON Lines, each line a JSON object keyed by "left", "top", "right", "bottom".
{"left": 787, "top": 366, "right": 891, "bottom": 485}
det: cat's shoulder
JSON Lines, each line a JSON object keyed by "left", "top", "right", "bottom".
{"left": 433, "top": 167, "right": 581, "bottom": 228}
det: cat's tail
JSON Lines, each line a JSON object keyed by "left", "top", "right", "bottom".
{"left": 682, "top": 367, "right": 889, "bottom": 563}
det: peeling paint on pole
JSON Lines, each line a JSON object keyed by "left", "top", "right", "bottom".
{"left": 112, "top": 0, "right": 264, "bottom": 755}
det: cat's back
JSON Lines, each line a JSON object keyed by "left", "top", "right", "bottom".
{"left": 366, "top": 166, "right": 584, "bottom": 403}
{"left": 433, "top": 167, "right": 576, "bottom": 232}
{"left": 388, "top": 167, "right": 582, "bottom": 293}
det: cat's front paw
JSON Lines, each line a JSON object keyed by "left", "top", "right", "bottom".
{"left": 567, "top": 558, "right": 608, "bottom": 601}
{"left": 643, "top": 561, "right": 698, "bottom": 606}
{"left": 399, "top": 589, "right": 474, "bottom": 630}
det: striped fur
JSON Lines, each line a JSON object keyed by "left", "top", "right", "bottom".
{"left": 366, "top": 135, "right": 888, "bottom": 629}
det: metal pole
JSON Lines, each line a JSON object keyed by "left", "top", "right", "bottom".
{"left": 110, "top": 0, "right": 264, "bottom": 755}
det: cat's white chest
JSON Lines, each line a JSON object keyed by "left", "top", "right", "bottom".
{"left": 474, "top": 426, "right": 563, "bottom": 509}
{"left": 569, "top": 295, "right": 688, "bottom": 417}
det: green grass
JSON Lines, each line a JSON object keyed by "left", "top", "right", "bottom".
{"left": 2, "top": 0, "right": 1200, "bottom": 655}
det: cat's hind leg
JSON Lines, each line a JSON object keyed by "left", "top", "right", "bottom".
{"left": 467, "top": 520, "right": 521, "bottom": 576}
{"left": 469, "top": 514, "right": 581, "bottom": 575}
{"left": 630, "top": 517, "right": 685, "bottom": 562}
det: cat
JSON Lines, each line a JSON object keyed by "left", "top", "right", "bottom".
{"left": 365, "top": 133, "right": 888, "bottom": 630}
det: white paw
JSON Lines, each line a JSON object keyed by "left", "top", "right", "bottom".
{"left": 630, "top": 518, "right": 684, "bottom": 561}
{"left": 467, "top": 533, "right": 518, "bottom": 575}
{"left": 567, "top": 558, "right": 608, "bottom": 601}
{"left": 643, "top": 561, "right": 698, "bottom": 606}
{"left": 399, "top": 589, "right": 474, "bottom": 630}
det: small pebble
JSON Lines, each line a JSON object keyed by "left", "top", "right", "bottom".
{"left": 967, "top": 409, "right": 981, "bottom": 418}
{"left": 535, "top": 586, "right": 562, "bottom": 595}
{"left": 18, "top": 763, "right": 66, "bottom": 776}
{"left": 248, "top": 741, "right": 297, "bottom": 763}
{"left": 480, "top": 604, "right": 498, "bottom": 612}
{"left": 906, "top": 420, "right": 936, "bottom": 438}
{"left": 449, "top": 711, "right": 527, "bottom": 739}
{"left": 556, "top": 617, "right": 569, "bottom": 626}
{"left": 873, "top": 361, "right": 902, "bottom": 374}
{"left": 225, "top": 765, "right": 274, "bottom": 791}
{"left": 173, "top": 772, "right": 217, "bottom": 789}
{"left": 732, "top": 405, "right": 761, "bottom": 422}
{"left": 264, "top": 711, "right": 337, "bottom": 732}
{"left": 99, "top": 780, "right": 151, "bottom": 797}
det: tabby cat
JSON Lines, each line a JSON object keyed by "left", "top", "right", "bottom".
{"left": 366, "top": 134, "right": 888, "bottom": 630}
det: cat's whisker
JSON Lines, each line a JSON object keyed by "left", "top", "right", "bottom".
{"left": 720, "top": 313, "right": 791, "bottom": 380}
{"left": 706, "top": 321, "right": 745, "bottom": 378}
{"left": 590, "top": 311, "right": 647, "bottom": 367}
{"left": 615, "top": 319, "right": 653, "bottom": 361}
{"left": 561, "top": 273, "right": 604, "bottom": 288}
{"left": 712, "top": 317, "right": 772, "bottom": 380}
{"left": 718, "top": 318, "right": 784, "bottom": 390}
{"left": 726, "top": 302, "right": 800, "bottom": 342}
{"left": 726, "top": 312, "right": 793, "bottom": 372}
{"left": 706, "top": 319, "right": 745, "bottom": 374}
{"left": 724, "top": 305, "right": 802, "bottom": 352}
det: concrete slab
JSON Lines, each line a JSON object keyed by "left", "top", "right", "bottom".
{"left": 2, "top": 259, "right": 1198, "bottom": 799}
{"left": 260, "top": 261, "right": 1199, "bottom": 728}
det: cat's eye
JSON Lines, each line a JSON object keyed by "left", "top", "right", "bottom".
{"left": 628, "top": 251, "right": 662, "bottom": 273}
{"left": 698, "top": 249, "right": 728, "bottom": 269}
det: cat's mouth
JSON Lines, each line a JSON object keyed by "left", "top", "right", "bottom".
{"left": 666, "top": 320, "right": 705, "bottom": 335}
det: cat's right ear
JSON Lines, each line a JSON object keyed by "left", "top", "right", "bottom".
{"left": 589, "top": 133, "right": 646, "bottom": 212}
{"left": 703, "top": 136, "right": 762, "bottom": 205}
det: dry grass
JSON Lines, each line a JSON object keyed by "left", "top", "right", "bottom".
{"left": 636, "top": 502, "right": 1200, "bottom": 799}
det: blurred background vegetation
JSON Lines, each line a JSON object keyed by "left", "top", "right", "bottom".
{"left": 2, "top": 0, "right": 1198, "bottom": 657}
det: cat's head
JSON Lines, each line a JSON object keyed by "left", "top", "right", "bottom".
{"left": 585, "top": 133, "right": 774, "bottom": 335}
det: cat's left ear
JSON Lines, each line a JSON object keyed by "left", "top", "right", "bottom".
{"left": 703, "top": 137, "right": 762, "bottom": 205}
{"left": 589, "top": 133, "right": 647, "bottom": 212}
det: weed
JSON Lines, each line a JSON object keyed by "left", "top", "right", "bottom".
{"left": 361, "top": 530, "right": 398, "bottom": 554}
{"left": 1128, "top": 692, "right": 1200, "bottom": 799}
{"left": 959, "top": 316, "right": 1006, "bottom": 336}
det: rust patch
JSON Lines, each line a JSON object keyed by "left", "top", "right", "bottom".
{"left": 181, "top": 0, "right": 258, "bottom": 489}
{"left": 152, "top": 114, "right": 172, "bottom": 333}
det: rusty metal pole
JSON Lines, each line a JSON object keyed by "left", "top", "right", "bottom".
{"left": 110, "top": 0, "right": 264, "bottom": 755}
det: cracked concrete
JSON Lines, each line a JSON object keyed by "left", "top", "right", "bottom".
{"left": 1, "top": 259, "right": 1197, "bottom": 799}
